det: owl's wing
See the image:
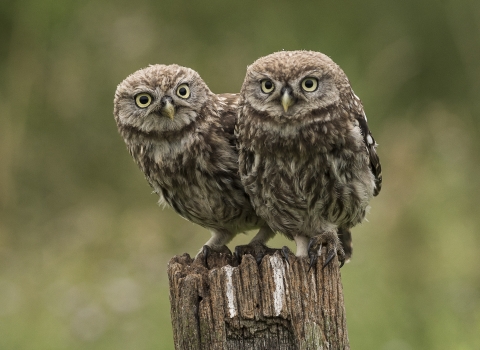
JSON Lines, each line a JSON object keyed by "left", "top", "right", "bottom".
{"left": 216, "top": 93, "right": 240, "bottom": 147}
{"left": 355, "top": 113, "right": 382, "bottom": 196}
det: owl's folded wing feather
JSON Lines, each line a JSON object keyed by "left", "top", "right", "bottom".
{"left": 355, "top": 113, "right": 382, "bottom": 196}
{"left": 216, "top": 93, "right": 240, "bottom": 148}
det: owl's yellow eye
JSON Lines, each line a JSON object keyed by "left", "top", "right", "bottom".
{"left": 301, "top": 78, "right": 318, "bottom": 92}
{"left": 135, "top": 93, "right": 152, "bottom": 108}
{"left": 261, "top": 80, "right": 275, "bottom": 93}
{"left": 176, "top": 84, "right": 190, "bottom": 99}
{"left": 302, "top": 78, "right": 318, "bottom": 92}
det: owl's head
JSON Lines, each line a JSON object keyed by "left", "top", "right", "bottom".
{"left": 114, "top": 64, "right": 211, "bottom": 134}
{"left": 240, "top": 50, "right": 352, "bottom": 123}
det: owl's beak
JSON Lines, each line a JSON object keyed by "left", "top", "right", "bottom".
{"left": 281, "top": 87, "right": 294, "bottom": 112}
{"left": 163, "top": 103, "right": 175, "bottom": 120}
{"left": 160, "top": 96, "right": 175, "bottom": 120}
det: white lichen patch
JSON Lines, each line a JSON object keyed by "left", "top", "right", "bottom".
{"left": 269, "top": 255, "right": 285, "bottom": 316}
{"left": 223, "top": 266, "right": 237, "bottom": 318}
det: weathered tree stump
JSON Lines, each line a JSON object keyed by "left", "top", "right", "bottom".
{"left": 167, "top": 250, "right": 349, "bottom": 350}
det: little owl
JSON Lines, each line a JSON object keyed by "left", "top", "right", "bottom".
{"left": 236, "top": 51, "right": 382, "bottom": 267}
{"left": 114, "top": 64, "right": 275, "bottom": 258}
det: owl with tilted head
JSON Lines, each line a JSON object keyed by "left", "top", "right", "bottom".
{"left": 114, "top": 64, "right": 275, "bottom": 258}
{"left": 236, "top": 51, "right": 382, "bottom": 267}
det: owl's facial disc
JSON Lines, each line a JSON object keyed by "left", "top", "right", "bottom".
{"left": 280, "top": 86, "right": 295, "bottom": 112}
{"left": 160, "top": 96, "right": 175, "bottom": 120}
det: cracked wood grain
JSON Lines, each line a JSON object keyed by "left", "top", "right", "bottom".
{"left": 168, "top": 250, "right": 349, "bottom": 350}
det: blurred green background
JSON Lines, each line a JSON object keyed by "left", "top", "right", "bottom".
{"left": 1, "top": 0, "right": 479, "bottom": 349}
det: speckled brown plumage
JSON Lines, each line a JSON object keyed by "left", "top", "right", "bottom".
{"left": 114, "top": 64, "right": 274, "bottom": 255}
{"left": 236, "top": 51, "right": 382, "bottom": 265}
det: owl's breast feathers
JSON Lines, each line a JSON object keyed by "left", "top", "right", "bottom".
{"left": 239, "top": 104, "right": 365, "bottom": 157}
{"left": 120, "top": 104, "right": 258, "bottom": 231}
{"left": 237, "top": 104, "right": 377, "bottom": 232}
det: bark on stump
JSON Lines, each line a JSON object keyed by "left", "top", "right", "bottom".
{"left": 167, "top": 250, "right": 349, "bottom": 350}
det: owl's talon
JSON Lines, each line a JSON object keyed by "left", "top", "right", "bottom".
{"left": 202, "top": 245, "right": 211, "bottom": 268}
{"left": 199, "top": 244, "right": 232, "bottom": 269}
{"left": 307, "top": 232, "right": 344, "bottom": 270}
{"left": 322, "top": 248, "right": 337, "bottom": 269}
{"left": 233, "top": 249, "right": 240, "bottom": 265}
{"left": 281, "top": 246, "right": 292, "bottom": 265}
{"left": 338, "top": 228, "right": 353, "bottom": 263}
{"left": 234, "top": 245, "right": 249, "bottom": 264}
{"left": 308, "top": 252, "right": 318, "bottom": 272}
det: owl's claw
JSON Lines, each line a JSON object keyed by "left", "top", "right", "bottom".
{"left": 338, "top": 227, "right": 352, "bottom": 263}
{"left": 202, "top": 245, "right": 210, "bottom": 268}
{"left": 199, "top": 244, "right": 232, "bottom": 269}
{"left": 323, "top": 248, "right": 337, "bottom": 269}
{"left": 308, "top": 250, "right": 318, "bottom": 272}
{"left": 307, "top": 232, "right": 345, "bottom": 271}
{"left": 234, "top": 241, "right": 285, "bottom": 265}
{"left": 281, "top": 246, "right": 292, "bottom": 265}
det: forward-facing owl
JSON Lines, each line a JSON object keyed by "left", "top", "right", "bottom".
{"left": 114, "top": 64, "right": 274, "bottom": 257}
{"left": 236, "top": 51, "right": 382, "bottom": 267}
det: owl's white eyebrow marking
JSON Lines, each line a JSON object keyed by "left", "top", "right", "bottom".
{"left": 250, "top": 70, "right": 274, "bottom": 80}
{"left": 175, "top": 81, "right": 189, "bottom": 88}
{"left": 132, "top": 88, "right": 155, "bottom": 96}
{"left": 302, "top": 69, "right": 322, "bottom": 76}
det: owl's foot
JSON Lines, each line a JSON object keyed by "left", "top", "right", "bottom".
{"left": 280, "top": 246, "right": 293, "bottom": 265}
{"left": 307, "top": 231, "right": 345, "bottom": 271}
{"left": 234, "top": 242, "right": 291, "bottom": 265}
{"left": 338, "top": 227, "right": 352, "bottom": 263}
{"left": 198, "top": 245, "right": 232, "bottom": 269}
